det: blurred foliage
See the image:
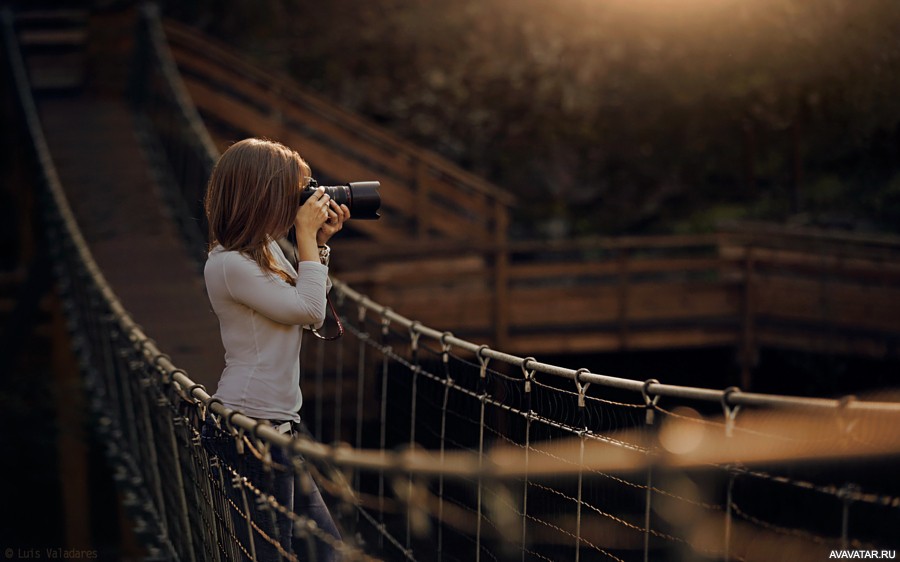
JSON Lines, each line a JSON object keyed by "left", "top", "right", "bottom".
{"left": 165, "top": 0, "right": 900, "bottom": 238}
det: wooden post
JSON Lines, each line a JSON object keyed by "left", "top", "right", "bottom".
{"left": 414, "top": 159, "right": 430, "bottom": 239}
{"left": 739, "top": 246, "right": 757, "bottom": 390}
{"left": 617, "top": 248, "right": 630, "bottom": 350}
{"left": 492, "top": 199, "right": 510, "bottom": 350}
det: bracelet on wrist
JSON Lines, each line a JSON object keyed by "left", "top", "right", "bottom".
{"left": 318, "top": 244, "right": 331, "bottom": 266}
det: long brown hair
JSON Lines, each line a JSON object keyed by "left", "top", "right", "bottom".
{"left": 204, "top": 138, "right": 311, "bottom": 284}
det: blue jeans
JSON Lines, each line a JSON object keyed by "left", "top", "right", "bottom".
{"left": 201, "top": 419, "right": 342, "bottom": 561}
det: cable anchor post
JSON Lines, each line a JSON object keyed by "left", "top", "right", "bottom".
{"left": 151, "top": 352, "right": 172, "bottom": 378}
{"left": 184, "top": 384, "right": 207, "bottom": 418}
{"left": 477, "top": 345, "right": 491, "bottom": 379}
{"left": 439, "top": 330, "right": 454, "bottom": 364}
{"left": 380, "top": 308, "right": 392, "bottom": 338}
{"left": 521, "top": 357, "right": 536, "bottom": 394}
{"left": 203, "top": 397, "right": 224, "bottom": 429}
{"left": 574, "top": 369, "right": 591, "bottom": 409}
{"left": 197, "top": 395, "right": 214, "bottom": 426}
{"left": 438, "top": 331, "right": 454, "bottom": 388}
{"left": 409, "top": 321, "right": 423, "bottom": 370}
{"left": 184, "top": 382, "right": 206, "bottom": 399}
{"left": 642, "top": 379, "right": 661, "bottom": 425}
{"left": 721, "top": 386, "right": 742, "bottom": 438}
{"left": 379, "top": 307, "right": 393, "bottom": 356}
{"left": 226, "top": 411, "right": 246, "bottom": 455}
{"left": 476, "top": 345, "right": 491, "bottom": 398}
{"left": 409, "top": 321, "right": 422, "bottom": 353}
{"left": 575, "top": 368, "right": 592, "bottom": 432}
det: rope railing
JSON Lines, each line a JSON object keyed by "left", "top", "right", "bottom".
{"left": 332, "top": 280, "right": 900, "bottom": 415}
{"left": 6, "top": 6, "right": 900, "bottom": 562}
{"left": 317, "top": 287, "right": 900, "bottom": 560}
{"left": 130, "top": 2, "right": 218, "bottom": 266}
{"left": 2, "top": 7, "right": 174, "bottom": 557}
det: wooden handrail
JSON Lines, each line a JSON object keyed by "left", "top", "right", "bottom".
{"left": 337, "top": 226, "right": 900, "bottom": 358}
{"left": 161, "top": 19, "right": 515, "bottom": 244}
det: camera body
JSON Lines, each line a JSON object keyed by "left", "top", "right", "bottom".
{"left": 301, "top": 179, "right": 381, "bottom": 220}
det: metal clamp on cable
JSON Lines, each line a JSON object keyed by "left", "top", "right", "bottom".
{"left": 440, "top": 331, "right": 454, "bottom": 365}
{"left": 203, "top": 397, "right": 224, "bottom": 427}
{"left": 521, "top": 357, "right": 536, "bottom": 393}
{"left": 642, "top": 379, "right": 660, "bottom": 425}
{"left": 575, "top": 368, "right": 591, "bottom": 409}
{"left": 721, "top": 386, "right": 742, "bottom": 438}
{"left": 409, "top": 321, "right": 422, "bottom": 355}
{"left": 477, "top": 345, "right": 491, "bottom": 379}
{"left": 380, "top": 307, "right": 393, "bottom": 337}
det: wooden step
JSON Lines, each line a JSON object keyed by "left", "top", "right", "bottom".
{"left": 15, "top": 9, "right": 89, "bottom": 25}
{"left": 16, "top": 8, "right": 88, "bottom": 92}
{"left": 18, "top": 28, "right": 87, "bottom": 48}
{"left": 26, "top": 52, "right": 85, "bottom": 91}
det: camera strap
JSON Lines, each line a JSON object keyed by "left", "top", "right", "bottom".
{"left": 310, "top": 295, "right": 344, "bottom": 340}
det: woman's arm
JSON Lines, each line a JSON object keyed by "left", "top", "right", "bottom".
{"left": 219, "top": 252, "right": 328, "bottom": 326}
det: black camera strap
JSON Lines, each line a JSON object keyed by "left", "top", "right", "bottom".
{"left": 277, "top": 232, "right": 343, "bottom": 340}
{"left": 310, "top": 294, "right": 344, "bottom": 340}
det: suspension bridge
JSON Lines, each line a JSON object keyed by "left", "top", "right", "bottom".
{"left": 2, "top": 5, "right": 899, "bottom": 562}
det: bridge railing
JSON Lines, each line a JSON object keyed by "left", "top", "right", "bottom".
{"left": 4, "top": 8, "right": 183, "bottom": 557}
{"left": 338, "top": 228, "right": 900, "bottom": 366}
{"left": 130, "top": 3, "right": 218, "bottom": 265}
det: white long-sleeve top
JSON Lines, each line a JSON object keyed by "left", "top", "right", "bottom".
{"left": 204, "top": 239, "right": 330, "bottom": 421}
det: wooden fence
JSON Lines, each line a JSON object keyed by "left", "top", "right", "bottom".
{"left": 338, "top": 226, "right": 900, "bottom": 381}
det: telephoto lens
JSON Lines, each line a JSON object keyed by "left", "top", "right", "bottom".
{"left": 300, "top": 180, "right": 381, "bottom": 220}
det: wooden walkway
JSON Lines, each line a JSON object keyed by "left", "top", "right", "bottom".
{"left": 34, "top": 92, "right": 224, "bottom": 390}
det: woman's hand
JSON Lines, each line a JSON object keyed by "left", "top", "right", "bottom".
{"left": 295, "top": 187, "right": 330, "bottom": 239}
{"left": 294, "top": 187, "right": 331, "bottom": 263}
{"left": 316, "top": 200, "right": 351, "bottom": 246}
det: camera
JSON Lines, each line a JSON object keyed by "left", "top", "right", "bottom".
{"left": 301, "top": 179, "right": 381, "bottom": 220}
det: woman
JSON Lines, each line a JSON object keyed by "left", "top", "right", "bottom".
{"left": 201, "top": 138, "right": 349, "bottom": 561}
